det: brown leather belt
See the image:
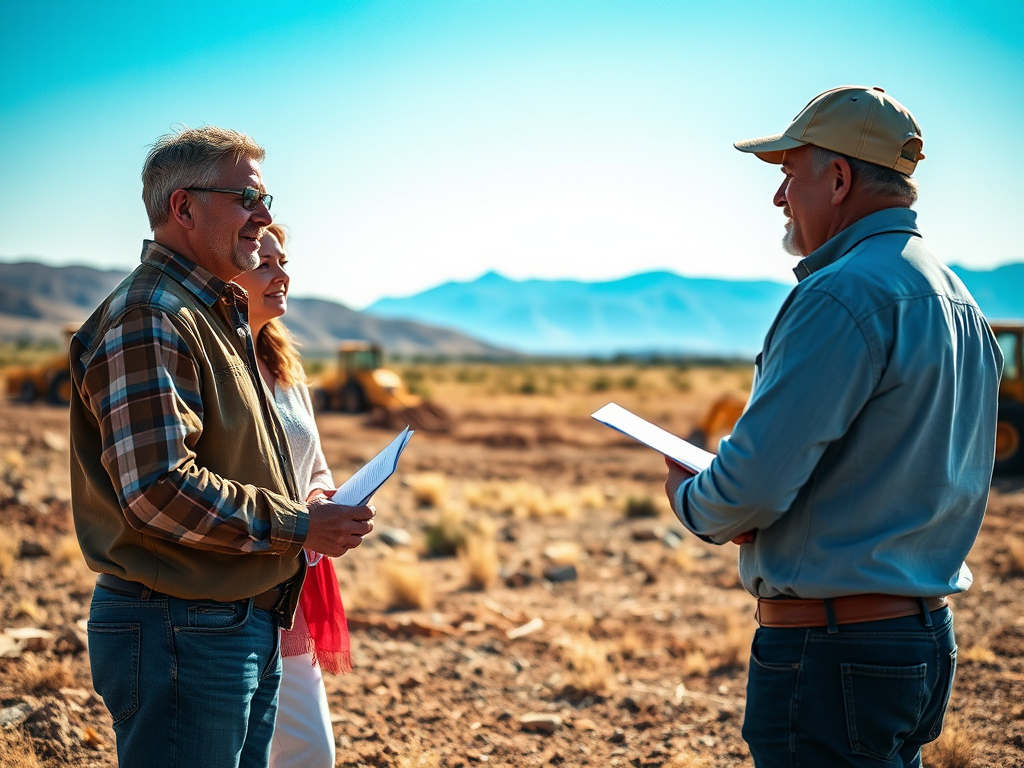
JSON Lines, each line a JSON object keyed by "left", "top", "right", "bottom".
{"left": 96, "top": 573, "right": 283, "bottom": 612}
{"left": 755, "top": 593, "right": 948, "bottom": 628}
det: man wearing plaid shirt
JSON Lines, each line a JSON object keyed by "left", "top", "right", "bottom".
{"left": 69, "top": 126, "right": 374, "bottom": 768}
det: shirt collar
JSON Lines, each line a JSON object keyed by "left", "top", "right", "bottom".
{"left": 140, "top": 240, "right": 246, "bottom": 307}
{"left": 793, "top": 208, "right": 922, "bottom": 282}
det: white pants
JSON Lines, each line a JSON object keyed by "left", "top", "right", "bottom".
{"left": 269, "top": 651, "right": 335, "bottom": 768}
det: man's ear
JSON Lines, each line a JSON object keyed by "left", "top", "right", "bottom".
{"left": 168, "top": 189, "right": 195, "bottom": 230}
{"left": 830, "top": 157, "right": 853, "bottom": 206}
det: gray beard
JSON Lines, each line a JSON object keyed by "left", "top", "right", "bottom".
{"left": 232, "top": 248, "right": 259, "bottom": 273}
{"left": 781, "top": 220, "right": 803, "bottom": 257}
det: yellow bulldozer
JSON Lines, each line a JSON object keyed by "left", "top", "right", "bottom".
{"left": 992, "top": 321, "right": 1024, "bottom": 475}
{"left": 3, "top": 325, "right": 76, "bottom": 405}
{"left": 310, "top": 341, "right": 453, "bottom": 433}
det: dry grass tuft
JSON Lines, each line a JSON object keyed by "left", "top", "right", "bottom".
{"left": 2, "top": 449, "right": 25, "bottom": 471}
{"left": 408, "top": 472, "right": 447, "bottom": 508}
{"left": 667, "top": 746, "right": 714, "bottom": 767}
{"left": 379, "top": 557, "right": 433, "bottom": 611}
{"left": 18, "top": 655, "right": 76, "bottom": 694}
{"left": 578, "top": 485, "right": 606, "bottom": 510}
{"left": 11, "top": 600, "right": 42, "bottom": 621}
{"left": 548, "top": 491, "right": 578, "bottom": 519}
{"left": 0, "top": 535, "right": 17, "bottom": 579}
{"left": 395, "top": 746, "right": 442, "bottom": 768}
{"left": 560, "top": 634, "right": 616, "bottom": 695}
{"left": 0, "top": 727, "right": 43, "bottom": 768}
{"left": 667, "top": 544, "right": 703, "bottom": 573}
{"left": 959, "top": 645, "right": 997, "bottom": 665}
{"left": 54, "top": 535, "right": 84, "bottom": 565}
{"left": 1005, "top": 535, "right": 1024, "bottom": 576}
{"left": 459, "top": 528, "right": 500, "bottom": 590}
{"left": 922, "top": 715, "right": 977, "bottom": 768}
{"left": 506, "top": 482, "right": 553, "bottom": 519}
{"left": 681, "top": 649, "right": 711, "bottom": 677}
{"left": 712, "top": 613, "right": 752, "bottom": 670}
{"left": 424, "top": 505, "right": 470, "bottom": 557}
{"left": 614, "top": 627, "right": 644, "bottom": 660}
{"left": 624, "top": 495, "right": 660, "bottom": 519}
{"left": 543, "top": 541, "right": 581, "bottom": 566}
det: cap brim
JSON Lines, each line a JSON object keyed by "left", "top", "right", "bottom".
{"left": 733, "top": 133, "right": 807, "bottom": 164}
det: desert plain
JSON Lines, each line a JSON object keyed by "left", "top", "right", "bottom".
{"left": 1, "top": 362, "right": 1023, "bottom": 768}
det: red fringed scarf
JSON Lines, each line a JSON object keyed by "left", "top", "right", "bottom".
{"left": 282, "top": 557, "right": 352, "bottom": 675}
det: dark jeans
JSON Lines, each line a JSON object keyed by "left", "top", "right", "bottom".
{"left": 743, "top": 606, "right": 956, "bottom": 767}
{"left": 88, "top": 585, "right": 282, "bottom": 768}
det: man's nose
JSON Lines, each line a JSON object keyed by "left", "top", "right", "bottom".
{"left": 251, "top": 200, "right": 273, "bottom": 226}
{"left": 773, "top": 179, "right": 788, "bottom": 208}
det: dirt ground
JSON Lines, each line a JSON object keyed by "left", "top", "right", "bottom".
{"left": 1, "top": 364, "right": 1023, "bottom": 768}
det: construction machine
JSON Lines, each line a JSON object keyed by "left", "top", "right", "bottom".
{"left": 3, "top": 325, "right": 76, "bottom": 405}
{"left": 310, "top": 341, "right": 453, "bottom": 433}
{"left": 687, "top": 394, "right": 747, "bottom": 452}
{"left": 992, "top": 321, "right": 1024, "bottom": 475}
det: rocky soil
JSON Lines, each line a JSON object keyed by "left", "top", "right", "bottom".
{"left": 2, "top": 387, "right": 1023, "bottom": 768}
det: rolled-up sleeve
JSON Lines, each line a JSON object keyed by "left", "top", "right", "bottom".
{"left": 81, "top": 307, "right": 308, "bottom": 555}
{"left": 675, "top": 289, "right": 878, "bottom": 543}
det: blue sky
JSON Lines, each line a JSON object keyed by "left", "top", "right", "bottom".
{"left": 1, "top": 0, "right": 1022, "bottom": 309}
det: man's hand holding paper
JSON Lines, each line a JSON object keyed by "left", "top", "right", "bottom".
{"left": 304, "top": 497, "right": 375, "bottom": 557}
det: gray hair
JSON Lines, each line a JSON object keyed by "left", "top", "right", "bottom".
{"left": 141, "top": 126, "right": 266, "bottom": 230}
{"left": 810, "top": 145, "right": 918, "bottom": 206}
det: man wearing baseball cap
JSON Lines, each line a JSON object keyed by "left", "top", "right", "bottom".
{"left": 665, "top": 86, "right": 1003, "bottom": 765}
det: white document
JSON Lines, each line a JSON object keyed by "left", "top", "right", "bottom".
{"left": 331, "top": 427, "right": 414, "bottom": 506}
{"left": 591, "top": 402, "right": 715, "bottom": 473}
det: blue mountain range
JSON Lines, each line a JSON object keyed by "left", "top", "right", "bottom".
{"left": 366, "top": 264, "right": 1024, "bottom": 356}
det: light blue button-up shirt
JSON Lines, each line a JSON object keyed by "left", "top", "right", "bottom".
{"left": 674, "top": 208, "right": 1003, "bottom": 599}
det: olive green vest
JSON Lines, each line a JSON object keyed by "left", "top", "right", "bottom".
{"left": 69, "top": 251, "right": 306, "bottom": 623}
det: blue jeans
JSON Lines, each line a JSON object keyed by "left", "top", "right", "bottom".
{"left": 743, "top": 607, "right": 956, "bottom": 768}
{"left": 87, "top": 585, "right": 282, "bottom": 768}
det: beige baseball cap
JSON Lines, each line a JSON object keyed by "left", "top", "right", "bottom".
{"left": 734, "top": 85, "right": 924, "bottom": 175}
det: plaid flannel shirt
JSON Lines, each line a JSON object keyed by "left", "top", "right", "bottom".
{"left": 71, "top": 241, "right": 307, "bottom": 564}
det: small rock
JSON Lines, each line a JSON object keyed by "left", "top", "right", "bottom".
{"left": 41, "top": 431, "right": 68, "bottom": 452}
{"left": 23, "top": 701, "right": 75, "bottom": 759}
{"left": 18, "top": 540, "right": 50, "bottom": 558}
{"left": 5, "top": 627, "right": 54, "bottom": 653}
{"left": 503, "top": 569, "right": 535, "bottom": 588}
{"left": 55, "top": 623, "right": 88, "bottom": 654}
{"left": 575, "top": 717, "right": 598, "bottom": 731}
{"left": 662, "top": 529, "right": 683, "bottom": 549}
{"left": 609, "top": 727, "right": 626, "bottom": 743}
{"left": 506, "top": 617, "right": 543, "bottom": 640}
{"left": 0, "top": 699, "right": 34, "bottom": 727}
{"left": 543, "top": 542, "right": 580, "bottom": 564}
{"left": 378, "top": 528, "right": 412, "bottom": 547}
{"left": 620, "top": 696, "right": 641, "bottom": 714}
{"left": 398, "top": 674, "right": 423, "bottom": 690}
{"left": 80, "top": 725, "right": 107, "bottom": 750}
{"left": 519, "top": 712, "right": 562, "bottom": 735}
{"left": 543, "top": 564, "right": 578, "bottom": 583}
{"left": 630, "top": 524, "right": 664, "bottom": 542}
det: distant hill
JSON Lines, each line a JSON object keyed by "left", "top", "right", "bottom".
{"left": 0, "top": 261, "right": 511, "bottom": 358}
{"left": 368, "top": 271, "right": 789, "bottom": 355}
{"left": 367, "top": 264, "right": 1024, "bottom": 356}
{"left": 4, "top": 259, "right": 1021, "bottom": 359}
{"left": 950, "top": 264, "right": 1024, "bottom": 321}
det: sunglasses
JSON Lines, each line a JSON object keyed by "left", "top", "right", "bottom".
{"left": 184, "top": 186, "right": 273, "bottom": 211}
